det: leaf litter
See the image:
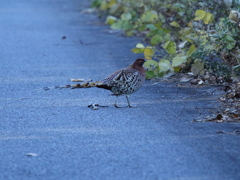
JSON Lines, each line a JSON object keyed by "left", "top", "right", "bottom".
{"left": 155, "top": 72, "right": 240, "bottom": 123}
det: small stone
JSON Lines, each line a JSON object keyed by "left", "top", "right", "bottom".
{"left": 205, "top": 80, "right": 209, "bottom": 84}
{"left": 224, "top": 108, "right": 230, "bottom": 112}
{"left": 220, "top": 97, "right": 226, "bottom": 101}
{"left": 190, "top": 79, "right": 199, "bottom": 85}
{"left": 219, "top": 80, "right": 224, "bottom": 84}
{"left": 203, "top": 74, "right": 210, "bottom": 80}
{"left": 198, "top": 80, "right": 204, "bottom": 85}
{"left": 209, "top": 76, "right": 216, "bottom": 83}
{"left": 180, "top": 77, "right": 192, "bottom": 82}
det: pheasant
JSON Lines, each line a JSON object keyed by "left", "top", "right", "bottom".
{"left": 45, "top": 58, "right": 146, "bottom": 108}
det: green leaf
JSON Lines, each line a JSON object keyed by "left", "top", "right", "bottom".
{"left": 110, "top": 20, "right": 123, "bottom": 29}
{"left": 173, "top": 66, "right": 181, "bottom": 72}
{"left": 146, "top": 71, "right": 155, "bottom": 79}
{"left": 158, "top": 12, "right": 165, "bottom": 23}
{"left": 179, "top": 28, "right": 192, "bottom": 36}
{"left": 163, "top": 41, "right": 176, "bottom": 55}
{"left": 144, "top": 60, "right": 159, "bottom": 78}
{"left": 191, "top": 59, "right": 205, "bottom": 75}
{"left": 203, "top": 12, "right": 214, "bottom": 24}
{"left": 107, "top": 0, "right": 116, "bottom": 8}
{"left": 146, "top": 31, "right": 155, "bottom": 38}
{"left": 173, "top": 3, "right": 186, "bottom": 8}
{"left": 170, "top": 21, "right": 180, "bottom": 28}
{"left": 154, "top": 22, "right": 163, "bottom": 29}
{"left": 225, "top": 35, "right": 236, "bottom": 50}
{"left": 144, "top": 60, "right": 159, "bottom": 70}
{"left": 138, "top": 25, "right": 146, "bottom": 31}
{"left": 233, "top": 65, "right": 240, "bottom": 76}
{"left": 126, "top": 30, "right": 134, "bottom": 36}
{"left": 109, "top": 3, "right": 120, "bottom": 14}
{"left": 136, "top": 43, "right": 145, "bottom": 48}
{"left": 187, "top": 44, "right": 196, "bottom": 56}
{"left": 159, "top": 59, "right": 172, "bottom": 74}
{"left": 105, "top": 15, "right": 117, "bottom": 25}
{"left": 194, "top": 10, "right": 206, "bottom": 21}
{"left": 91, "top": 0, "right": 101, "bottom": 7}
{"left": 172, "top": 56, "right": 187, "bottom": 67}
{"left": 131, "top": 48, "right": 144, "bottom": 53}
{"left": 100, "top": 0, "right": 108, "bottom": 10}
{"left": 131, "top": 43, "right": 145, "bottom": 53}
{"left": 146, "top": 24, "right": 157, "bottom": 31}
{"left": 163, "top": 33, "right": 171, "bottom": 42}
{"left": 141, "top": 10, "right": 158, "bottom": 22}
{"left": 150, "top": 35, "right": 163, "bottom": 46}
{"left": 121, "top": 12, "right": 132, "bottom": 21}
{"left": 111, "top": 20, "right": 133, "bottom": 30}
{"left": 204, "top": 44, "right": 214, "bottom": 51}
{"left": 122, "top": 21, "right": 133, "bottom": 30}
{"left": 144, "top": 46, "right": 155, "bottom": 60}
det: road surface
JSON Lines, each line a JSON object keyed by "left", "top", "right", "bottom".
{"left": 0, "top": 0, "right": 240, "bottom": 179}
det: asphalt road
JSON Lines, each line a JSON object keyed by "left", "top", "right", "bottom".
{"left": 0, "top": 0, "right": 240, "bottom": 180}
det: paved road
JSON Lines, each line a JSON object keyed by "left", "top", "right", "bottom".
{"left": 0, "top": 0, "right": 240, "bottom": 180}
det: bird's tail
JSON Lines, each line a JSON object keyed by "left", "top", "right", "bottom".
{"left": 43, "top": 81, "right": 105, "bottom": 90}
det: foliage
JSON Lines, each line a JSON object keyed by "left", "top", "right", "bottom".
{"left": 91, "top": 0, "right": 240, "bottom": 80}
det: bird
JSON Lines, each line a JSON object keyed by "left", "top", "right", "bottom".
{"left": 45, "top": 58, "right": 146, "bottom": 108}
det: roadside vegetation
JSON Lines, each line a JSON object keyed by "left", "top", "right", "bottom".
{"left": 90, "top": 0, "right": 240, "bottom": 122}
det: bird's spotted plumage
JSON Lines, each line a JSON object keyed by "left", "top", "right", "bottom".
{"left": 100, "top": 65, "right": 145, "bottom": 95}
{"left": 46, "top": 58, "right": 146, "bottom": 107}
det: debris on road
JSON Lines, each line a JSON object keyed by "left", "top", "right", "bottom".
{"left": 88, "top": 103, "right": 108, "bottom": 110}
{"left": 26, "top": 153, "right": 38, "bottom": 157}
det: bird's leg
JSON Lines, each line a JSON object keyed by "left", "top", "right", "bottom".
{"left": 114, "top": 95, "right": 137, "bottom": 108}
{"left": 114, "top": 96, "right": 122, "bottom": 108}
{"left": 126, "top": 95, "right": 137, "bottom": 108}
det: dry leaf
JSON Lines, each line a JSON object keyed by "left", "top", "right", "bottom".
{"left": 26, "top": 153, "right": 38, "bottom": 157}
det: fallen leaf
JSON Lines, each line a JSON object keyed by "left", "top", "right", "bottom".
{"left": 26, "top": 153, "right": 38, "bottom": 157}
{"left": 70, "top": 79, "right": 84, "bottom": 82}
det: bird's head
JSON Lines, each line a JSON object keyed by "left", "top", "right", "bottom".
{"left": 133, "top": 58, "right": 146, "bottom": 68}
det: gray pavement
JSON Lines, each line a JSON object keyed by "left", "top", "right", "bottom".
{"left": 0, "top": 0, "right": 240, "bottom": 180}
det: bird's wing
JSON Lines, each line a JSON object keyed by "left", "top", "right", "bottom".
{"left": 101, "top": 68, "right": 137, "bottom": 85}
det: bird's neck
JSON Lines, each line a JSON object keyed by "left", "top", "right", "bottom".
{"left": 131, "top": 64, "right": 145, "bottom": 76}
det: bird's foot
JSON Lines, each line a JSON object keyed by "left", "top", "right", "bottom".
{"left": 127, "top": 105, "right": 137, "bottom": 108}
{"left": 114, "top": 104, "right": 137, "bottom": 108}
{"left": 114, "top": 104, "right": 123, "bottom": 108}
